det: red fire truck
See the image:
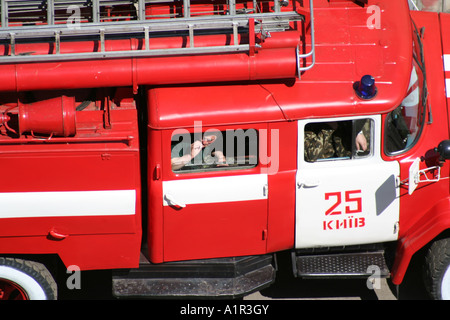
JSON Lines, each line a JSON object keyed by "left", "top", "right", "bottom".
{"left": 0, "top": 0, "right": 450, "bottom": 300}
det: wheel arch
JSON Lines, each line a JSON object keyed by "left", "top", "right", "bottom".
{"left": 391, "top": 197, "right": 450, "bottom": 285}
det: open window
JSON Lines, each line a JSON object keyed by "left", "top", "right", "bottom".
{"left": 171, "top": 129, "right": 259, "bottom": 173}
{"left": 385, "top": 58, "right": 425, "bottom": 154}
{"left": 385, "top": 20, "right": 428, "bottom": 155}
{"left": 304, "top": 119, "right": 373, "bottom": 162}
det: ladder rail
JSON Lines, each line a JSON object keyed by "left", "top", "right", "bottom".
{"left": 0, "top": 44, "right": 253, "bottom": 63}
{"left": 297, "top": 0, "right": 315, "bottom": 77}
{"left": 0, "top": 11, "right": 302, "bottom": 37}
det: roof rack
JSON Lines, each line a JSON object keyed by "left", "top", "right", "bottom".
{"left": 0, "top": 0, "right": 315, "bottom": 66}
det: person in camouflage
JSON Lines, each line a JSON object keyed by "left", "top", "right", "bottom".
{"left": 304, "top": 120, "right": 369, "bottom": 162}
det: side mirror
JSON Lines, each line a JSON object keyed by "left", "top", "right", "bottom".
{"left": 436, "top": 140, "right": 450, "bottom": 160}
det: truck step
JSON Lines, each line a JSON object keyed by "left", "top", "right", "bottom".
{"left": 112, "top": 254, "right": 275, "bottom": 298}
{"left": 293, "top": 250, "right": 390, "bottom": 278}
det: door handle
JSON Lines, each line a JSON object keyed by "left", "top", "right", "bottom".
{"left": 297, "top": 180, "right": 320, "bottom": 188}
{"left": 48, "top": 228, "right": 68, "bottom": 241}
{"left": 164, "top": 193, "right": 186, "bottom": 208}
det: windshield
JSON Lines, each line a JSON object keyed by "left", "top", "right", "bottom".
{"left": 385, "top": 21, "right": 428, "bottom": 154}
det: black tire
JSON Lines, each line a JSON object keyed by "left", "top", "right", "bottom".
{"left": 0, "top": 257, "right": 57, "bottom": 300}
{"left": 424, "top": 237, "right": 450, "bottom": 300}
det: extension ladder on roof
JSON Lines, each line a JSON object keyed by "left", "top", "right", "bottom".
{"left": 0, "top": 0, "right": 315, "bottom": 72}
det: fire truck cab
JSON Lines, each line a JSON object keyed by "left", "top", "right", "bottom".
{"left": 1, "top": 0, "right": 450, "bottom": 300}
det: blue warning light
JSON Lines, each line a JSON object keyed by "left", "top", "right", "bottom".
{"left": 354, "top": 75, "right": 377, "bottom": 100}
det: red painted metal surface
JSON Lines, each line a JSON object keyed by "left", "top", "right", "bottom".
{"left": 147, "top": 129, "right": 164, "bottom": 263}
{"left": 0, "top": 90, "right": 142, "bottom": 270}
{"left": 146, "top": 0, "right": 450, "bottom": 287}
{"left": 266, "top": 121, "right": 297, "bottom": 253}
{"left": 0, "top": 0, "right": 449, "bottom": 290}
{"left": 390, "top": 10, "right": 450, "bottom": 285}
{"left": 18, "top": 96, "right": 76, "bottom": 137}
{"left": 157, "top": 123, "right": 270, "bottom": 262}
{"left": 148, "top": 0, "right": 413, "bottom": 129}
{"left": 0, "top": 0, "right": 305, "bottom": 272}
{"left": 0, "top": 48, "right": 298, "bottom": 92}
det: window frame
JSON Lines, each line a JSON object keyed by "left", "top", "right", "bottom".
{"left": 302, "top": 117, "right": 375, "bottom": 164}
{"left": 162, "top": 123, "right": 268, "bottom": 180}
{"left": 384, "top": 21, "right": 428, "bottom": 157}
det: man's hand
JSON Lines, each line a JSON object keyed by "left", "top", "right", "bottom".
{"left": 355, "top": 132, "right": 367, "bottom": 151}
{"left": 191, "top": 140, "right": 204, "bottom": 158}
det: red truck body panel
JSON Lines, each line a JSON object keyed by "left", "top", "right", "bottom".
{"left": 390, "top": 10, "right": 450, "bottom": 285}
{"left": 0, "top": 94, "right": 143, "bottom": 270}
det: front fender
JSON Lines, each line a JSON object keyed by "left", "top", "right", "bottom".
{"left": 391, "top": 196, "right": 450, "bottom": 285}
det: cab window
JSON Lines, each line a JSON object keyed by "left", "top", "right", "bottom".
{"left": 304, "top": 119, "right": 373, "bottom": 162}
{"left": 171, "top": 129, "right": 258, "bottom": 173}
{"left": 385, "top": 22, "right": 426, "bottom": 155}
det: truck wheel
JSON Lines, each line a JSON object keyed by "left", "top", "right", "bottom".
{"left": 0, "top": 258, "right": 57, "bottom": 300}
{"left": 424, "top": 237, "right": 450, "bottom": 300}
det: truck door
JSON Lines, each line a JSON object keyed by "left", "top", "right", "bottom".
{"left": 296, "top": 116, "right": 400, "bottom": 248}
{"left": 161, "top": 124, "right": 269, "bottom": 262}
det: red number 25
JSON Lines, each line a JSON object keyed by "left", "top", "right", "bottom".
{"left": 325, "top": 190, "right": 362, "bottom": 216}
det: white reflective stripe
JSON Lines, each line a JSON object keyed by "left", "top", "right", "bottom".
{"left": 163, "top": 174, "right": 268, "bottom": 206}
{"left": 444, "top": 54, "right": 450, "bottom": 72}
{"left": 446, "top": 79, "right": 450, "bottom": 98}
{"left": 0, "top": 190, "right": 136, "bottom": 218}
{"left": 443, "top": 55, "right": 450, "bottom": 98}
{"left": 444, "top": 55, "right": 450, "bottom": 71}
